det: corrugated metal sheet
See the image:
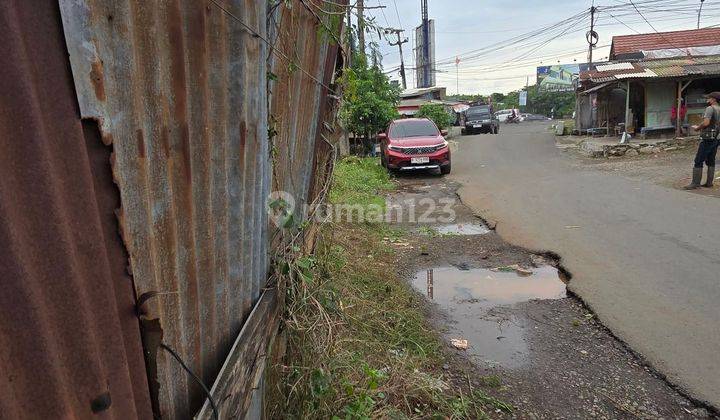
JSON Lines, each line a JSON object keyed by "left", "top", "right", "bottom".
{"left": 59, "top": 0, "right": 271, "bottom": 417}
{"left": 685, "top": 63, "right": 720, "bottom": 75}
{"left": 615, "top": 68, "right": 657, "bottom": 79}
{"left": 0, "top": 1, "right": 152, "bottom": 418}
{"left": 595, "top": 62, "right": 635, "bottom": 72}
{"left": 271, "top": 5, "right": 327, "bottom": 213}
{"left": 581, "top": 55, "right": 720, "bottom": 83}
{"left": 53, "top": 0, "right": 345, "bottom": 417}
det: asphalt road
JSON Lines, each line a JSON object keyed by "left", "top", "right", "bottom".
{"left": 451, "top": 122, "right": 720, "bottom": 408}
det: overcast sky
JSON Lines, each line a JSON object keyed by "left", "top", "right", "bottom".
{"left": 361, "top": 0, "right": 720, "bottom": 94}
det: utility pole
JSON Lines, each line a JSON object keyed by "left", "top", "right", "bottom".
{"left": 358, "top": 0, "right": 365, "bottom": 58}
{"left": 455, "top": 57, "right": 460, "bottom": 95}
{"left": 346, "top": 5, "right": 354, "bottom": 66}
{"left": 698, "top": 0, "right": 706, "bottom": 29}
{"left": 587, "top": 4, "right": 598, "bottom": 64}
{"left": 340, "top": 3, "right": 353, "bottom": 156}
{"left": 386, "top": 28, "right": 409, "bottom": 89}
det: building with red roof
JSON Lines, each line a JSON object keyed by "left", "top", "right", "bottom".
{"left": 610, "top": 28, "right": 720, "bottom": 60}
{"left": 574, "top": 28, "right": 720, "bottom": 137}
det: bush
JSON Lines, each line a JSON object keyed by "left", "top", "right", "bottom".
{"left": 416, "top": 104, "right": 453, "bottom": 130}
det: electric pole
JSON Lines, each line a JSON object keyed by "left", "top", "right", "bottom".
{"left": 386, "top": 28, "right": 408, "bottom": 89}
{"left": 358, "top": 0, "right": 365, "bottom": 58}
{"left": 698, "top": 0, "right": 706, "bottom": 29}
{"left": 455, "top": 57, "right": 460, "bottom": 95}
{"left": 346, "top": 5, "right": 354, "bottom": 66}
{"left": 587, "top": 4, "right": 598, "bottom": 64}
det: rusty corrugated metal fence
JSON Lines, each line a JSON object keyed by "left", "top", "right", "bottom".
{"left": 0, "top": 1, "right": 153, "bottom": 418}
{"left": 2, "top": 0, "right": 344, "bottom": 418}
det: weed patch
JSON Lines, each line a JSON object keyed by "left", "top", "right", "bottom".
{"left": 328, "top": 156, "right": 395, "bottom": 209}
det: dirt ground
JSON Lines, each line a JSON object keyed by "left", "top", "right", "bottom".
{"left": 560, "top": 140, "right": 720, "bottom": 199}
{"left": 384, "top": 172, "right": 715, "bottom": 419}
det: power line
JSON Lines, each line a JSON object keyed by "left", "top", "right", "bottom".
{"left": 626, "top": 0, "right": 689, "bottom": 54}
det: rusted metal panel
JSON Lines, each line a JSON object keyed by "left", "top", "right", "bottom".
{"left": 270, "top": 1, "right": 344, "bottom": 223}
{"left": 59, "top": 0, "right": 271, "bottom": 417}
{"left": 0, "top": 1, "right": 152, "bottom": 418}
{"left": 195, "top": 288, "right": 280, "bottom": 419}
{"left": 197, "top": 1, "right": 346, "bottom": 415}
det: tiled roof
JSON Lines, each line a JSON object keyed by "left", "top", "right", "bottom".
{"left": 580, "top": 55, "right": 720, "bottom": 83}
{"left": 611, "top": 28, "right": 720, "bottom": 57}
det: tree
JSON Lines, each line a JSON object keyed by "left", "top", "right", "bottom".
{"left": 339, "top": 55, "right": 400, "bottom": 152}
{"left": 487, "top": 86, "right": 575, "bottom": 117}
{"left": 416, "top": 103, "right": 453, "bottom": 130}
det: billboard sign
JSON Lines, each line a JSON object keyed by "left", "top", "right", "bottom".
{"left": 415, "top": 19, "right": 436, "bottom": 88}
{"left": 536, "top": 63, "right": 591, "bottom": 92}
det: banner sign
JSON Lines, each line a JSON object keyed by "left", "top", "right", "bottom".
{"left": 536, "top": 63, "right": 591, "bottom": 92}
{"left": 519, "top": 90, "right": 527, "bottom": 106}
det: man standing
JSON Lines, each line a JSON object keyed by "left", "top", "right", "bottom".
{"left": 684, "top": 92, "right": 720, "bottom": 189}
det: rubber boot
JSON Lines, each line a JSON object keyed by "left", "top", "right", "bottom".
{"left": 702, "top": 166, "right": 715, "bottom": 187}
{"left": 684, "top": 167, "right": 703, "bottom": 189}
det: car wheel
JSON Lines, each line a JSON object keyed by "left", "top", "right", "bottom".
{"left": 440, "top": 163, "right": 451, "bottom": 175}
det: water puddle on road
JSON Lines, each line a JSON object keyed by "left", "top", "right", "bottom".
{"left": 412, "top": 265, "right": 566, "bottom": 368}
{"left": 435, "top": 223, "right": 490, "bottom": 235}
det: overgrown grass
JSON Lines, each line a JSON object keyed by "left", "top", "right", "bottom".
{"left": 266, "top": 157, "right": 510, "bottom": 419}
{"left": 328, "top": 156, "right": 395, "bottom": 209}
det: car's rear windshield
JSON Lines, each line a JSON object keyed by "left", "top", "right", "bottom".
{"left": 389, "top": 120, "right": 439, "bottom": 138}
{"left": 467, "top": 108, "right": 490, "bottom": 118}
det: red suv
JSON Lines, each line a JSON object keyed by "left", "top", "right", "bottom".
{"left": 379, "top": 118, "right": 451, "bottom": 175}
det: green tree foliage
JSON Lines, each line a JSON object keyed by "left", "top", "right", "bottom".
{"left": 339, "top": 55, "right": 400, "bottom": 139}
{"left": 485, "top": 85, "right": 575, "bottom": 117}
{"left": 415, "top": 104, "right": 453, "bottom": 130}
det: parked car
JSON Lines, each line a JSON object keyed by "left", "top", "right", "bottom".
{"left": 462, "top": 105, "right": 499, "bottom": 135}
{"left": 379, "top": 118, "right": 451, "bottom": 175}
{"left": 495, "top": 108, "right": 522, "bottom": 122}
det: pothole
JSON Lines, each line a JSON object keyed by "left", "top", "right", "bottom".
{"left": 412, "top": 265, "right": 566, "bottom": 368}
{"left": 435, "top": 223, "right": 490, "bottom": 235}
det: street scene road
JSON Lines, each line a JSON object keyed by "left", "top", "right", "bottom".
{"left": 452, "top": 122, "right": 720, "bottom": 408}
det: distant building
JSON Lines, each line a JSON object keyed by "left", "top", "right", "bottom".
{"left": 400, "top": 86, "right": 446, "bottom": 100}
{"left": 397, "top": 86, "right": 456, "bottom": 119}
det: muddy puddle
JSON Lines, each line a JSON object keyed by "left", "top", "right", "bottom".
{"left": 412, "top": 265, "right": 566, "bottom": 368}
{"left": 435, "top": 223, "right": 490, "bottom": 235}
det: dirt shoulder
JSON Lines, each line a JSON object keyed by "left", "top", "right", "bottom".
{"left": 558, "top": 138, "right": 720, "bottom": 198}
